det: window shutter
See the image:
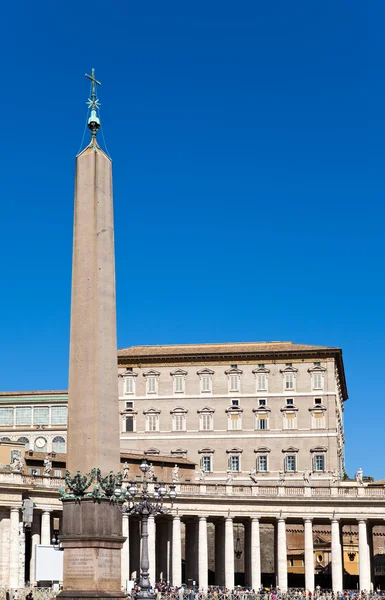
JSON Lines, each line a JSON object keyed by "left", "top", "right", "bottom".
{"left": 125, "top": 378, "right": 133, "bottom": 394}
{"left": 284, "top": 456, "right": 288, "bottom": 471}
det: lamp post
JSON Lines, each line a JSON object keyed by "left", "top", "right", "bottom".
{"left": 115, "top": 459, "right": 177, "bottom": 600}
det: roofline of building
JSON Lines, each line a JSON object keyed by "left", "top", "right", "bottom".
{"left": 118, "top": 345, "right": 348, "bottom": 401}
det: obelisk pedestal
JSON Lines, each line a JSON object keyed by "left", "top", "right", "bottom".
{"left": 58, "top": 71, "right": 125, "bottom": 600}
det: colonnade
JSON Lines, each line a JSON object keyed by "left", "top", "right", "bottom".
{"left": 122, "top": 514, "right": 374, "bottom": 593}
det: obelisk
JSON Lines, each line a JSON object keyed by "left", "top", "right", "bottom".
{"left": 59, "top": 70, "right": 125, "bottom": 600}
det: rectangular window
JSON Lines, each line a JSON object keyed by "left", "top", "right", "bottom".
{"left": 229, "top": 414, "right": 241, "bottom": 430}
{"left": 29, "top": 468, "right": 40, "bottom": 475}
{"left": 229, "top": 375, "right": 240, "bottom": 392}
{"left": 202, "top": 456, "right": 212, "bottom": 472}
{"left": 257, "top": 374, "right": 267, "bottom": 390}
{"left": 51, "top": 406, "right": 68, "bottom": 425}
{"left": 201, "top": 376, "right": 212, "bottom": 393}
{"left": 124, "top": 377, "right": 134, "bottom": 394}
{"left": 125, "top": 401, "right": 134, "bottom": 410}
{"left": 125, "top": 416, "right": 134, "bottom": 432}
{"left": 286, "top": 398, "right": 294, "bottom": 406}
{"left": 0, "top": 407, "right": 14, "bottom": 426}
{"left": 258, "top": 399, "right": 266, "bottom": 407}
{"left": 229, "top": 455, "right": 240, "bottom": 472}
{"left": 201, "top": 413, "right": 213, "bottom": 431}
{"left": 174, "top": 414, "right": 185, "bottom": 431}
{"left": 174, "top": 376, "right": 184, "bottom": 393}
{"left": 314, "top": 398, "right": 322, "bottom": 405}
{"left": 54, "top": 469, "right": 62, "bottom": 477}
{"left": 258, "top": 455, "right": 268, "bottom": 472}
{"left": 257, "top": 414, "right": 267, "bottom": 430}
{"left": 314, "top": 454, "right": 325, "bottom": 471}
{"left": 313, "top": 412, "right": 325, "bottom": 429}
{"left": 284, "top": 413, "right": 296, "bottom": 429}
{"left": 15, "top": 407, "right": 32, "bottom": 426}
{"left": 285, "top": 374, "right": 294, "bottom": 390}
{"left": 147, "top": 415, "right": 158, "bottom": 432}
{"left": 313, "top": 373, "right": 322, "bottom": 389}
{"left": 33, "top": 407, "right": 49, "bottom": 426}
{"left": 231, "top": 399, "right": 240, "bottom": 407}
{"left": 285, "top": 455, "right": 296, "bottom": 472}
{"left": 147, "top": 377, "right": 157, "bottom": 394}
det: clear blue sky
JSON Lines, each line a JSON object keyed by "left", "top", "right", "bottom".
{"left": 0, "top": 1, "right": 383, "bottom": 477}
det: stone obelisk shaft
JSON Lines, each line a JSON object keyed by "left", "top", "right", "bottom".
{"left": 59, "top": 141, "right": 124, "bottom": 600}
{"left": 67, "top": 143, "right": 120, "bottom": 475}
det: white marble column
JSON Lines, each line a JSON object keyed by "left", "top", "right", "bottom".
{"left": 9, "top": 508, "right": 20, "bottom": 588}
{"left": 304, "top": 519, "right": 314, "bottom": 592}
{"left": 148, "top": 515, "right": 156, "bottom": 588}
{"left": 251, "top": 518, "right": 261, "bottom": 591}
{"left": 121, "top": 514, "right": 130, "bottom": 591}
{"left": 167, "top": 520, "right": 172, "bottom": 583}
{"left": 198, "top": 517, "right": 208, "bottom": 591}
{"left": 29, "top": 516, "right": 40, "bottom": 586}
{"left": 358, "top": 520, "right": 371, "bottom": 591}
{"left": 331, "top": 519, "right": 343, "bottom": 593}
{"left": 172, "top": 515, "right": 182, "bottom": 587}
{"left": 277, "top": 518, "right": 288, "bottom": 592}
{"left": 41, "top": 510, "right": 51, "bottom": 546}
{"left": 225, "top": 516, "right": 235, "bottom": 590}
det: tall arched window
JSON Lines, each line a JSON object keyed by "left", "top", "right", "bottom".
{"left": 17, "top": 437, "right": 30, "bottom": 450}
{"left": 52, "top": 436, "right": 66, "bottom": 453}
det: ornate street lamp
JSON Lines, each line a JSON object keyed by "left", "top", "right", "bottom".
{"left": 115, "top": 459, "right": 177, "bottom": 600}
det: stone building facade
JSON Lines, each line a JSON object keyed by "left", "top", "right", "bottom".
{"left": 1, "top": 341, "right": 385, "bottom": 593}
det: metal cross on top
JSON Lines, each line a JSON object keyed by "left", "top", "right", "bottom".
{"left": 85, "top": 68, "right": 101, "bottom": 109}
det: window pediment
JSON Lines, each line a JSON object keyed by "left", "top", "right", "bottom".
{"left": 280, "top": 405, "right": 298, "bottom": 412}
{"left": 225, "top": 367, "right": 243, "bottom": 375}
{"left": 282, "top": 446, "right": 299, "bottom": 453}
{"left": 253, "top": 406, "right": 271, "bottom": 413}
{"left": 144, "top": 448, "right": 160, "bottom": 455}
{"left": 254, "top": 446, "right": 271, "bottom": 453}
{"left": 143, "top": 407, "right": 161, "bottom": 415}
{"left": 171, "top": 448, "right": 187, "bottom": 456}
{"left": 121, "top": 408, "right": 138, "bottom": 415}
{"left": 197, "top": 406, "right": 215, "bottom": 414}
{"left": 143, "top": 370, "right": 160, "bottom": 377}
{"left": 310, "top": 446, "right": 328, "bottom": 453}
{"left": 119, "top": 369, "right": 138, "bottom": 378}
{"left": 197, "top": 368, "right": 215, "bottom": 376}
{"left": 170, "top": 369, "right": 188, "bottom": 376}
{"left": 309, "top": 405, "right": 326, "bottom": 412}
{"left": 308, "top": 365, "right": 327, "bottom": 373}
{"left": 198, "top": 447, "right": 214, "bottom": 454}
{"left": 280, "top": 366, "right": 298, "bottom": 373}
{"left": 225, "top": 406, "right": 244, "bottom": 413}
{"left": 170, "top": 407, "right": 188, "bottom": 414}
{"left": 226, "top": 447, "right": 243, "bottom": 454}
{"left": 252, "top": 367, "right": 270, "bottom": 374}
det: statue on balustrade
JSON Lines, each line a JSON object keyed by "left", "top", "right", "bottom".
{"left": 43, "top": 455, "right": 52, "bottom": 476}
{"left": 122, "top": 462, "right": 130, "bottom": 481}
{"left": 356, "top": 467, "right": 364, "bottom": 486}
{"left": 278, "top": 469, "right": 285, "bottom": 484}
{"left": 147, "top": 463, "right": 155, "bottom": 482}
{"left": 10, "top": 452, "right": 23, "bottom": 473}
{"left": 303, "top": 468, "right": 310, "bottom": 485}
{"left": 249, "top": 467, "right": 259, "bottom": 484}
{"left": 172, "top": 464, "right": 180, "bottom": 483}
{"left": 197, "top": 469, "right": 206, "bottom": 483}
{"left": 331, "top": 468, "right": 340, "bottom": 484}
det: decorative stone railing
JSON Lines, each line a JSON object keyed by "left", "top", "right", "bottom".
{"left": 0, "top": 471, "right": 383, "bottom": 499}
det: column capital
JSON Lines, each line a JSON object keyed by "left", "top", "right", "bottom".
{"left": 250, "top": 517, "right": 260, "bottom": 523}
{"left": 199, "top": 516, "right": 207, "bottom": 522}
{"left": 358, "top": 519, "right": 367, "bottom": 524}
{"left": 10, "top": 507, "right": 20, "bottom": 513}
{"left": 331, "top": 517, "right": 340, "bottom": 523}
{"left": 173, "top": 514, "right": 181, "bottom": 521}
{"left": 277, "top": 516, "right": 286, "bottom": 523}
{"left": 225, "top": 516, "right": 233, "bottom": 522}
{"left": 304, "top": 518, "right": 313, "bottom": 524}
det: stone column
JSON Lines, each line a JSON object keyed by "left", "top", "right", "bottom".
{"left": 41, "top": 510, "right": 51, "bottom": 546}
{"left": 277, "top": 518, "right": 288, "bottom": 593}
{"left": 225, "top": 516, "right": 235, "bottom": 590}
{"left": 167, "top": 520, "right": 172, "bottom": 583}
{"left": 358, "top": 520, "right": 371, "bottom": 591}
{"left": 148, "top": 515, "right": 156, "bottom": 588}
{"left": 304, "top": 519, "right": 314, "bottom": 592}
{"left": 9, "top": 508, "right": 20, "bottom": 588}
{"left": 215, "top": 520, "right": 225, "bottom": 586}
{"left": 198, "top": 517, "right": 208, "bottom": 591}
{"left": 172, "top": 515, "right": 182, "bottom": 587}
{"left": 331, "top": 519, "right": 343, "bottom": 593}
{"left": 250, "top": 518, "right": 261, "bottom": 591}
{"left": 29, "top": 516, "right": 41, "bottom": 586}
{"left": 121, "top": 514, "right": 130, "bottom": 591}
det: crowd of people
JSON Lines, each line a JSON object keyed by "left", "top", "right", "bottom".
{"left": 127, "top": 584, "right": 385, "bottom": 600}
